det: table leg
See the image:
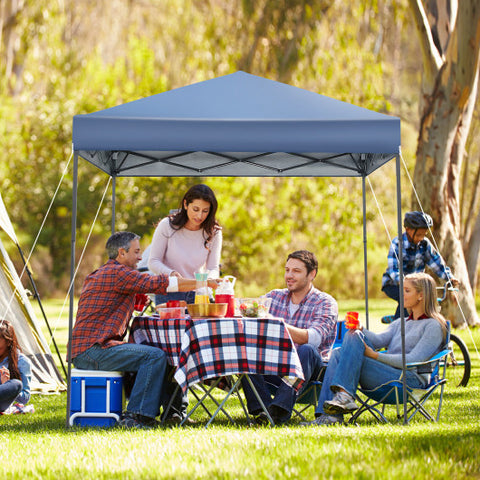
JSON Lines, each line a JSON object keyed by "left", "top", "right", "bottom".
{"left": 195, "top": 383, "right": 238, "bottom": 422}
{"left": 204, "top": 376, "right": 244, "bottom": 428}
{"left": 180, "top": 377, "right": 235, "bottom": 427}
{"left": 242, "top": 374, "right": 275, "bottom": 426}
{"left": 189, "top": 385, "right": 214, "bottom": 418}
{"left": 232, "top": 375, "right": 253, "bottom": 425}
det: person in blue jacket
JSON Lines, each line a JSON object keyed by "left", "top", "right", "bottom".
{"left": 0, "top": 319, "right": 32, "bottom": 412}
{"left": 381, "top": 211, "right": 457, "bottom": 323}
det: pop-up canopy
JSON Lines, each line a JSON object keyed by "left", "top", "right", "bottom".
{"left": 70, "top": 71, "right": 408, "bottom": 423}
{"left": 72, "top": 71, "right": 400, "bottom": 178}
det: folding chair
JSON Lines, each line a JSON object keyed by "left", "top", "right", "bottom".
{"left": 291, "top": 367, "right": 325, "bottom": 421}
{"left": 292, "top": 320, "right": 346, "bottom": 421}
{"left": 349, "top": 321, "right": 451, "bottom": 424}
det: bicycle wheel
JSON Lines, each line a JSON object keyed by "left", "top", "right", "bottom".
{"left": 444, "top": 334, "right": 471, "bottom": 387}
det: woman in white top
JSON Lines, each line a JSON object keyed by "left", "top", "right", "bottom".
{"left": 148, "top": 184, "right": 222, "bottom": 423}
{"left": 148, "top": 183, "right": 222, "bottom": 305}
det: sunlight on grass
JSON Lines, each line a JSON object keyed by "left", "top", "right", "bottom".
{"left": 7, "top": 298, "right": 477, "bottom": 479}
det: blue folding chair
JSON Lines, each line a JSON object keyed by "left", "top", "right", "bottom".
{"left": 292, "top": 320, "right": 346, "bottom": 421}
{"left": 349, "top": 321, "right": 451, "bottom": 424}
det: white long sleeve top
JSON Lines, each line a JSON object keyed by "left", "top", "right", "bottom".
{"left": 148, "top": 217, "right": 222, "bottom": 279}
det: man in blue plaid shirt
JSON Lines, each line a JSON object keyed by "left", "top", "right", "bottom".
{"left": 242, "top": 250, "right": 338, "bottom": 425}
{"left": 382, "top": 211, "right": 457, "bottom": 322}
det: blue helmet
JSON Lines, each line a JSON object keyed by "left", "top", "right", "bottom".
{"left": 404, "top": 211, "right": 433, "bottom": 229}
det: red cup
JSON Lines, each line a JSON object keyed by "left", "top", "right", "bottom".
{"left": 134, "top": 294, "right": 149, "bottom": 311}
{"left": 215, "top": 294, "right": 235, "bottom": 317}
{"left": 345, "top": 311, "right": 360, "bottom": 329}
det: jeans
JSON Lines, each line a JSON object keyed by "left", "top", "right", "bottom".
{"left": 315, "top": 330, "right": 426, "bottom": 416}
{"left": 155, "top": 290, "right": 195, "bottom": 306}
{"left": 382, "top": 284, "right": 408, "bottom": 318}
{"left": 242, "top": 344, "right": 325, "bottom": 422}
{"left": 0, "top": 379, "right": 22, "bottom": 412}
{"left": 154, "top": 291, "right": 194, "bottom": 417}
{"left": 73, "top": 343, "right": 167, "bottom": 419}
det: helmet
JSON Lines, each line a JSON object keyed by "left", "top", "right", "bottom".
{"left": 404, "top": 211, "right": 433, "bottom": 229}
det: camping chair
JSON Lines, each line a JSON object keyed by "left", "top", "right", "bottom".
{"left": 349, "top": 321, "right": 451, "bottom": 424}
{"left": 292, "top": 320, "right": 346, "bottom": 421}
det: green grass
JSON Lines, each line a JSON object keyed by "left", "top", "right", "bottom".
{"left": 0, "top": 298, "right": 478, "bottom": 479}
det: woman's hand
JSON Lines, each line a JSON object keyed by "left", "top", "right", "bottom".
{"left": 207, "top": 278, "right": 221, "bottom": 289}
{"left": 0, "top": 366, "right": 10, "bottom": 384}
{"left": 363, "top": 344, "right": 379, "bottom": 360}
{"left": 170, "top": 271, "right": 181, "bottom": 278}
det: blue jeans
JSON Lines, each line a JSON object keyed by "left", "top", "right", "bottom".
{"left": 0, "top": 379, "right": 22, "bottom": 412}
{"left": 154, "top": 290, "right": 195, "bottom": 417}
{"left": 382, "top": 284, "right": 408, "bottom": 318}
{"left": 73, "top": 343, "right": 167, "bottom": 419}
{"left": 315, "top": 330, "right": 426, "bottom": 416}
{"left": 242, "top": 344, "right": 325, "bottom": 422}
{"left": 155, "top": 290, "right": 195, "bottom": 306}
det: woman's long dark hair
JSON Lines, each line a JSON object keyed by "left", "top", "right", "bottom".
{"left": 0, "top": 319, "right": 21, "bottom": 380}
{"left": 169, "top": 184, "right": 220, "bottom": 246}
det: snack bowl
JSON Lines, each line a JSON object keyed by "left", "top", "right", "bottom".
{"left": 238, "top": 297, "right": 272, "bottom": 318}
{"left": 187, "top": 303, "right": 228, "bottom": 318}
{"left": 155, "top": 306, "right": 185, "bottom": 320}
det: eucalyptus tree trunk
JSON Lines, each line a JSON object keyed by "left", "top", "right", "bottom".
{"left": 409, "top": 0, "right": 480, "bottom": 326}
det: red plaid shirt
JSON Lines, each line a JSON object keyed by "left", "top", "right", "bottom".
{"left": 70, "top": 259, "right": 169, "bottom": 358}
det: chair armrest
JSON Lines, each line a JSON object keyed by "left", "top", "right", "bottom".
{"left": 406, "top": 349, "right": 449, "bottom": 368}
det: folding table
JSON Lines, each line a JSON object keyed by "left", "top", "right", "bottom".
{"left": 129, "top": 315, "right": 304, "bottom": 426}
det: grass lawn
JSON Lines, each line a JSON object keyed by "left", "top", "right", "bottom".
{"left": 0, "top": 298, "right": 479, "bottom": 479}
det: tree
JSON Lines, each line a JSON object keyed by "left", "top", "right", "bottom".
{"left": 409, "top": 0, "right": 480, "bottom": 326}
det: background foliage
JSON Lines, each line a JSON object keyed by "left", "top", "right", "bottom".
{"left": 0, "top": 0, "right": 478, "bottom": 300}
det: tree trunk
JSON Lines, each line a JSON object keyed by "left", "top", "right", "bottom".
{"left": 410, "top": 0, "right": 480, "bottom": 327}
{"left": 466, "top": 210, "right": 480, "bottom": 289}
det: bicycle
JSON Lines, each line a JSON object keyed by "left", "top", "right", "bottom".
{"left": 436, "top": 282, "right": 471, "bottom": 387}
{"left": 381, "top": 281, "right": 471, "bottom": 387}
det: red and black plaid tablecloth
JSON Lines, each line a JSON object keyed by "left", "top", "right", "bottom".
{"left": 129, "top": 315, "right": 188, "bottom": 366}
{"left": 129, "top": 315, "right": 304, "bottom": 394}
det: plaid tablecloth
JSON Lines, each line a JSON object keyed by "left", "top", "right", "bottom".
{"left": 129, "top": 315, "right": 187, "bottom": 366}
{"left": 129, "top": 315, "right": 304, "bottom": 394}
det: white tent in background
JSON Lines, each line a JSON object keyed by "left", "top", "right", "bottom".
{"left": 0, "top": 193, "right": 65, "bottom": 393}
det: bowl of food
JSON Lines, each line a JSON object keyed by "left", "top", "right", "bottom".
{"left": 187, "top": 303, "right": 228, "bottom": 318}
{"left": 155, "top": 306, "right": 186, "bottom": 320}
{"left": 238, "top": 297, "right": 272, "bottom": 318}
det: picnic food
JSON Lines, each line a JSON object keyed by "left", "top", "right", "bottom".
{"left": 238, "top": 298, "right": 271, "bottom": 318}
{"left": 156, "top": 306, "right": 185, "bottom": 319}
{"left": 187, "top": 303, "right": 227, "bottom": 318}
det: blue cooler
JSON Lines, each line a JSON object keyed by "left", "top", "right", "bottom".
{"left": 69, "top": 369, "right": 124, "bottom": 427}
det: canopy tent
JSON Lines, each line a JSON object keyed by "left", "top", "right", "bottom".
{"left": 69, "top": 71, "right": 407, "bottom": 421}
{"left": 0, "top": 193, "right": 66, "bottom": 394}
{"left": 72, "top": 71, "right": 399, "bottom": 178}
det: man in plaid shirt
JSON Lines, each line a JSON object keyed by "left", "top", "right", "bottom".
{"left": 242, "top": 250, "right": 338, "bottom": 425}
{"left": 70, "top": 231, "right": 217, "bottom": 429}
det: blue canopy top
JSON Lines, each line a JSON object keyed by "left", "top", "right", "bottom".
{"left": 72, "top": 71, "right": 400, "bottom": 177}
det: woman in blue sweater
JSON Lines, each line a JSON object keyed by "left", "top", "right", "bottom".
{"left": 0, "top": 319, "right": 32, "bottom": 412}
{"left": 303, "top": 272, "right": 446, "bottom": 426}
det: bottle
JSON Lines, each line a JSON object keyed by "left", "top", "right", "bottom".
{"left": 215, "top": 275, "right": 236, "bottom": 317}
{"left": 194, "top": 272, "right": 209, "bottom": 304}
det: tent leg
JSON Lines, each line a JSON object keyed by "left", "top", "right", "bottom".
{"left": 66, "top": 152, "right": 79, "bottom": 428}
{"left": 111, "top": 176, "right": 116, "bottom": 234}
{"left": 395, "top": 153, "right": 407, "bottom": 424}
{"left": 362, "top": 174, "right": 369, "bottom": 330}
